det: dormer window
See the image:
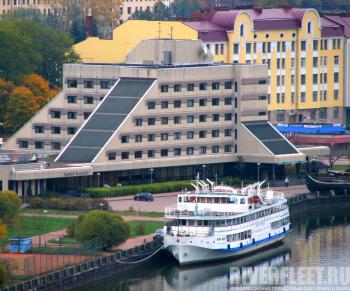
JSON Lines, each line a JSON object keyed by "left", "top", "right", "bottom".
{"left": 307, "top": 21, "right": 313, "bottom": 34}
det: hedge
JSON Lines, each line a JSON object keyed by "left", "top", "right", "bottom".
{"left": 27, "top": 197, "right": 108, "bottom": 211}
{"left": 85, "top": 180, "right": 193, "bottom": 198}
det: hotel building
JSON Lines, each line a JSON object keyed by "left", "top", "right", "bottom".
{"left": 1, "top": 39, "right": 321, "bottom": 196}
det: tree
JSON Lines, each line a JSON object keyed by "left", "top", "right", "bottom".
{"left": 70, "top": 19, "right": 87, "bottom": 43}
{"left": 0, "top": 191, "right": 21, "bottom": 227}
{"left": 73, "top": 211, "right": 130, "bottom": 249}
{"left": 0, "top": 79, "right": 14, "bottom": 124}
{"left": 4, "top": 86, "right": 38, "bottom": 133}
{"left": 0, "top": 262, "right": 8, "bottom": 288}
{"left": 170, "top": 0, "right": 202, "bottom": 19}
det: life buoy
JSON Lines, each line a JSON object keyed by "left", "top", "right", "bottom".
{"left": 248, "top": 196, "right": 260, "bottom": 204}
{"left": 189, "top": 196, "right": 196, "bottom": 203}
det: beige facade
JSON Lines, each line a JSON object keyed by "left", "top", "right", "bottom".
{"left": 0, "top": 0, "right": 53, "bottom": 15}
{"left": 119, "top": 0, "right": 173, "bottom": 24}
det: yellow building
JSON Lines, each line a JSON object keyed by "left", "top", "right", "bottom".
{"left": 74, "top": 20, "right": 198, "bottom": 63}
{"left": 74, "top": 8, "right": 346, "bottom": 124}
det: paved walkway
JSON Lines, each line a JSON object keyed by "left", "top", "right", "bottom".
{"left": 31, "top": 229, "right": 67, "bottom": 245}
{"left": 117, "top": 234, "right": 154, "bottom": 250}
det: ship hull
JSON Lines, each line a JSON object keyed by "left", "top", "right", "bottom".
{"left": 165, "top": 232, "right": 287, "bottom": 266}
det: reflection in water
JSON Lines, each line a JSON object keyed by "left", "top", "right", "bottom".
{"left": 70, "top": 209, "right": 350, "bottom": 291}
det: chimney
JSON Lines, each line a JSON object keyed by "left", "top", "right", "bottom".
{"left": 86, "top": 9, "right": 94, "bottom": 37}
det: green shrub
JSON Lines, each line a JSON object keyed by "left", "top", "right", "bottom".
{"left": 345, "top": 168, "right": 350, "bottom": 173}
{"left": 66, "top": 220, "right": 77, "bottom": 238}
{"left": 85, "top": 180, "right": 193, "bottom": 198}
{"left": 73, "top": 211, "right": 130, "bottom": 249}
{"left": 27, "top": 197, "right": 44, "bottom": 208}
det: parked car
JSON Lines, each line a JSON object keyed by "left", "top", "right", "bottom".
{"left": 134, "top": 192, "right": 154, "bottom": 201}
{"left": 153, "top": 228, "right": 164, "bottom": 241}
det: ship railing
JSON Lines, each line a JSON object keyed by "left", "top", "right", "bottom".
{"left": 165, "top": 206, "right": 238, "bottom": 218}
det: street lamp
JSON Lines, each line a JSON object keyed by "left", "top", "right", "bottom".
{"left": 104, "top": 184, "right": 111, "bottom": 198}
{"left": 257, "top": 163, "right": 261, "bottom": 181}
{"left": 150, "top": 168, "right": 154, "bottom": 184}
{"left": 97, "top": 173, "right": 101, "bottom": 187}
{"left": 202, "top": 165, "right": 206, "bottom": 180}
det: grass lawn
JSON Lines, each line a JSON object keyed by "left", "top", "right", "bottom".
{"left": 9, "top": 216, "right": 73, "bottom": 238}
{"left": 128, "top": 220, "right": 164, "bottom": 238}
{"left": 21, "top": 208, "right": 164, "bottom": 217}
{"left": 332, "top": 165, "right": 350, "bottom": 171}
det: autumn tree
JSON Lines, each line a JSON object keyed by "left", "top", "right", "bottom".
{"left": 0, "top": 79, "right": 14, "bottom": 124}
{"left": 4, "top": 87, "right": 38, "bottom": 133}
{"left": 0, "top": 191, "right": 21, "bottom": 227}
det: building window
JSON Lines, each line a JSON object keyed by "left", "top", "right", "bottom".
{"left": 161, "top": 85, "right": 169, "bottom": 92}
{"left": 161, "top": 149, "right": 168, "bottom": 157}
{"left": 313, "top": 91, "right": 318, "bottom": 102}
{"left": 212, "top": 98, "right": 220, "bottom": 106}
{"left": 199, "top": 130, "right": 206, "bottom": 138}
{"left": 84, "top": 96, "right": 94, "bottom": 104}
{"left": 225, "top": 129, "right": 232, "bottom": 137}
{"left": 224, "top": 81, "right": 232, "bottom": 89}
{"left": 235, "top": 129, "right": 238, "bottom": 139}
{"left": 212, "top": 145, "right": 219, "bottom": 153}
{"left": 224, "top": 98, "right": 232, "bottom": 105}
{"left": 51, "top": 111, "right": 61, "bottom": 119}
{"left": 334, "top": 89, "right": 339, "bottom": 100}
{"left": 100, "top": 81, "right": 110, "bottom": 89}
{"left": 67, "top": 80, "right": 77, "bottom": 88}
{"left": 199, "top": 146, "right": 207, "bottom": 154}
{"left": 215, "top": 44, "right": 219, "bottom": 55}
{"left": 184, "top": 147, "right": 193, "bottom": 156}
{"left": 212, "top": 82, "right": 220, "bottom": 90}
{"left": 313, "top": 74, "right": 318, "bottom": 84}
{"left": 313, "top": 57, "right": 318, "bottom": 68}
{"left": 135, "top": 135, "right": 142, "bottom": 143}
{"left": 134, "top": 151, "right": 142, "bottom": 159}
{"left": 199, "top": 83, "right": 207, "bottom": 91}
{"left": 199, "top": 99, "right": 207, "bottom": 106}
{"left": 301, "top": 58, "right": 306, "bottom": 67}
{"left": 148, "top": 101, "right": 156, "bottom": 109}
{"left": 161, "top": 101, "right": 168, "bottom": 109}
{"left": 225, "top": 113, "right": 232, "bottom": 121}
{"left": 199, "top": 115, "right": 207, "bottom": 122}
{"left": 220, "top": 44, "right": 224, "bottom": 54}
{"left": 224, "top": 145, "right": 232, "bottom": 153}
{"left": 127, "top": 7, "right": 131, "bottom": 14}
{"left": 276, "top": 112, "right": 285, "bottom": 122}
{"left": 310, "top": 109, "right": 316, "bottom": 120}
{"left": 246, "top": 43, "right": 251, "bottom": 54}
{"left": 34, "top": 126, "right": 44, "bottom": 133}
{"left": 313, "top": 40, "right": 318, "bottom": 50}
{"left": 258, "top": 79, "right": 267, "bottom": 84}
{"left": 51, "top": 127, "right": 61, "bottom": 134}
{"left": 334, "top": 56, "right": 339, "bottom": 66}
{"left": 301, "top": 41, "right": 306, "bottom": 51}
{"left": 67, "top": 95, "right": 77, "bottom": 103}
{"left": 187, "top": 100, "right": 194, "bottom": 107}
{"left": 121, "top": 152, "right": 129, "bottom": 160}
{"left": 212, "top": 114, "right": 220, "bottom": 122}
{"left": 67, "top": 127, "right": 76, "bottom": 135}
{"left": 233, "top": 43, "right": 239, "bottom": 55}
{"left": 174, "top": 132, "right": 181, "bottom": 140}
{"left": 121, "top": 135, "right": 129, "bottom": 143}
{"left": 307, "top": 21, "right": 312, "bottom": 34}
{"left": 161, "top": 117, "right": 168, "bottom": 125}
{"left": 291, "top": 41, "right": 295, "bottom": 52}
{"left": 135, "top": 118, "right": 142, "bottom": 126}
{"left": 161, "top": 133, "right": 168, "bottom": 141}
{"left": 187, "top": 116, "right": 194, "bottom": 123}
{"left": 148, "top": 118, "right": 156, "bottom": 125}
{"left": 174, "top": 100, "right": 181, "bottom": 108}
{"left": 301, "top": 92, "right": 306, "bottom": 103}
{"left": 301, "top": 75, "right": 306, "bottom": 85}
{"left": 84, "top": 112, "right": 91, "bottom": 120}
{"left": 212, "top": 130, "right": 220, "bottom": 137}
{"left": 174, "top": 116, "right": 181, "bottom": 124}
{"left": 174, "top": 148, "right": 181, "bottom": 156}
{"left": 187, "top": 131, "right": 194, "bottom": 139}
{"left": 108, "top": 152, "right": 116, "bottom": 160}
{"left": 67, "top": 112, "right": 77, "bottom": 119}
{"left": 187, "top": 83, "right": 194, "bottom": 91}
{"left": 240, "top": 23, "right": 245, "bottom": 37}
{"left": 51, "top": 142, "right": 61, "bottom": 150}
{"left": 34, "top": 141, "right": 43, "bottom": 149}
{"left": 148, "top": 134, "right": 155, "bottom": 142}
{"left": 84, "top": 80, "right": 94, "bottom": 89}
{"left": 174, "top": 84, "right": 182, "bottom": 92}
{"left": 334, "top": 107, "right": 339, "bottom": 119}
{"left": 148, "top": 150, "right": 155, "bottom": 158}
{"left": 334, "top": 72, "right": 339, "bottom": 83}
{"left": 19, "top": 140, "right": 28, "bottom": 148}
{"left": 319, "top": 109, "right": 327, "bottom": 120}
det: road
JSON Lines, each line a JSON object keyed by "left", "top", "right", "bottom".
{"left": 106, "top": 184, "right": 309, "bottom": 212}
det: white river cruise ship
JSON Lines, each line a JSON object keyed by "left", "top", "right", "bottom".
{"left": 163, "top": 179, "right": 291, "bottom": 265}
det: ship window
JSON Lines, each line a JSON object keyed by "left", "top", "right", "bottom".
{"left": 178, "top": 197, "right": 182, "bottom": 203}
{"left": 197, "top": 220, "right": 203, "bottom": 226}
{"left": 214, "top": 197, "right": 220, "bottom": 203}
{"left": 181, "top": 220, "right": 186, "bottom": 226}
{"left": 188, "top": 220, "right": 195, "bottom": 226}
{"left": 204, "top": 220, "right": 209, "bottom": 226}
{"left": 240, "top": 198, "right": 245, "bottom": 204}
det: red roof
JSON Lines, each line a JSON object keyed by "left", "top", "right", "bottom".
{"left": 324, "top": 15, "right": 350, "bottom": 37}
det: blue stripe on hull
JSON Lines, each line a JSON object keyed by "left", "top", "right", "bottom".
{"left": 216, "top": 228, "right": 292, "bottom": 252}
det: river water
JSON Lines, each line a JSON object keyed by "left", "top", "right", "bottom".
{"left": 71, "top": 207, "right": 350, "bottom": 291}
